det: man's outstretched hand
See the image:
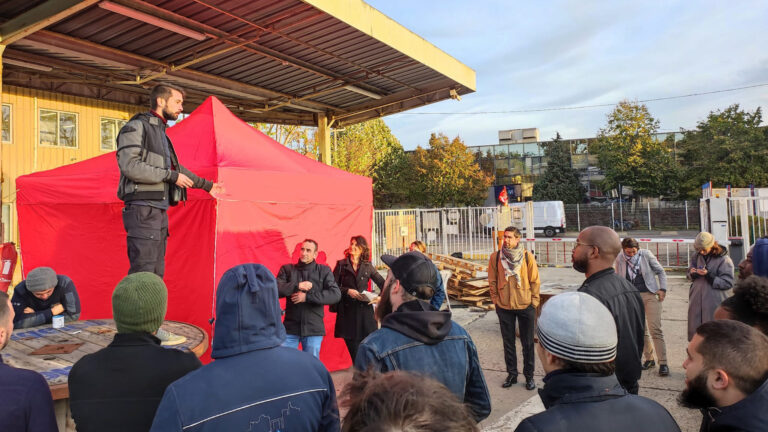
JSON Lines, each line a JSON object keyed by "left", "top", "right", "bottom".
{"left": 210, "top": 182, "right": 225, "bottom": 197}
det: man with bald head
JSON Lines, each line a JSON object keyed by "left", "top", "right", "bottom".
{"left": 572, "top": 226, "right": 645, "bottom": 394}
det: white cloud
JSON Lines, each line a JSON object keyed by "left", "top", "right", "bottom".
{"left": 366, "top": 0, "right": 768, "bottom": 149}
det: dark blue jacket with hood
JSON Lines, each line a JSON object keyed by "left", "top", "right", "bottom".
{"left": 150, "top": 264, "right": 340, "bottom": 432}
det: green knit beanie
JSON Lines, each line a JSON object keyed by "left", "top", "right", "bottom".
{"left": 112, "top": 272, "right": 168, "bottom": 334}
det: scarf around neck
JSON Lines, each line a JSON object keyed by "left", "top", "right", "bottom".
{"left": 623, "top": 252, "right": 641, "bottom": 281}
{"left": 501, "top": 244, "right": 525, "bottom": 282}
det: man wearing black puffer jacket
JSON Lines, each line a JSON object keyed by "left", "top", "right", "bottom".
{"left": 277, "top": 239, "right": 341, "bottom": 358}
{"left": 572, "top": 226, "right": 645, "bottom": 394}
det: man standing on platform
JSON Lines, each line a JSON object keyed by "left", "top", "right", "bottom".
{"left": 0, "top": 291, "right": 58, "bottom": 431}
{"left": 277, "top": 239, "right": 341, "bottom": 358}
{"left": 488, "top": 226, "right": 540, "bottom": 391}
{"left": 11, "top": 266, "right": 80, "bottom": 329}
{"left": 116, "top": 84, "right": 222, "bottom": 279}
{"left": 68, "top": 272, "right": 201, "bottom": 431}
{"left": 572, "top": 226, "right": 645, "bottom": 394}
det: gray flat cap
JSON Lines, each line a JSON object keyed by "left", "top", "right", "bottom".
{"left": 25, "top": 267, "right": 57, "bottom": 293}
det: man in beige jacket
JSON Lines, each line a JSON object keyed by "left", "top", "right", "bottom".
{"left": 489, "top": 226, "right": 541, "bottom": 390}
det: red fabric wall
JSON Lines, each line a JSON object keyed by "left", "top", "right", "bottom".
{"left": 16, "top": 96, "right": 372, "bottom": 370}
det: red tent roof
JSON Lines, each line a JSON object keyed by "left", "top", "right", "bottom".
{"left": 17, "top": 96, "right": 367, "bottom": 205}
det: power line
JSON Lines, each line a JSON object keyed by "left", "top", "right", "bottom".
{"left": 392, "top": 82, "right": 768, "bottom": 115}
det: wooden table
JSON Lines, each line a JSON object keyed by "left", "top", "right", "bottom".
{"left": 4, "top": 319, "right": 208, "bottom": 400}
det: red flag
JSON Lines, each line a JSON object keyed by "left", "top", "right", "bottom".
{"left": 498, "top": 186, "right": 508, "bottom": 205}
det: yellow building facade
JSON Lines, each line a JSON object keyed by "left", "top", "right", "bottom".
{"left": 1, "top": 85, "right": 143, "bottom": 280}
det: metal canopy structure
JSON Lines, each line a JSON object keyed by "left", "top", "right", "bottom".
{"left": 0, "top": 0, "right": 476, "bottom": 131}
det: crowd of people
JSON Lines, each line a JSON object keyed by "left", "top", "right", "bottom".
{"left": 0, "top": 85, "right": 767, "bottom": 431}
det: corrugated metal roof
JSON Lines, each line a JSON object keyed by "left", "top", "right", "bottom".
{"left": 0, "top": 0, "right": 475, "bottom": 126}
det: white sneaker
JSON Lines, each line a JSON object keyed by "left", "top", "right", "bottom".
{"left": 156, "top": 328, "right": 187, "bottom": 346}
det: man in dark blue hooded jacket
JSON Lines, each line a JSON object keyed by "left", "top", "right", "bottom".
{"left": 150, "top": 264, "right": 339, "bottom": 431}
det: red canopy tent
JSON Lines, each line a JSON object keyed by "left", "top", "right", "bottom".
{"left": 16, "top": 96, "right": 372, "bottom": 370}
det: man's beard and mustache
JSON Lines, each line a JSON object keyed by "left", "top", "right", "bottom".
{"left": 572, "top": 254, "right": 588, "bottom": 273}
{"left": 162, "top": 106, "right": 180, "bottom": 121}
{"left": 678, "top": 372, "right": 717, "bottom": 409}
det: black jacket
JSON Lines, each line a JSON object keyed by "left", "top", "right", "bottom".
{"left": 514, "top": 370, "right": 680, "bottom": 432}
{"left": 277, "top": 260, "right": 341, "bottom": 337}
{"left": 0, "top": 354, "right": 57, "bottom": 432}
{"left": 12, "top": 275, "right": 81, "bottom": 328}
{"left": 333, "top": 258, "right": 384, "bottom": 340}
{"left": 68, "top": 332, "right": 201, "bottom": 432}
{"left": 116, "top": 112, "right": 212, "bottom": 203}
{"left": 578, "top": 268, "right": 645, "bottom": 389}
{"left": 699, "top": 377, "right": 768, "bottom": 431}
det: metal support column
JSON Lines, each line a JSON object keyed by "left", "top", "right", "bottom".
{"left": 317, "top": 112, "right": 331, "bottom": 165}
{"left": 0, "top": 44, "right": 5, "bottom": 240}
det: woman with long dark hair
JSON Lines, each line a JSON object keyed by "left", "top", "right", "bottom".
{"left": 333, "top": 236, "right": 384, "bottom": 362}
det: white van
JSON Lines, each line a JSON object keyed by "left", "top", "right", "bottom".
{"left": 509, "top": 200, "right": 566, "bottom": 237}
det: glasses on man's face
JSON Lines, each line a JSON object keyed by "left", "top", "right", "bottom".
{"left": 572, "top": 241, "right": 595, "bottom": 251}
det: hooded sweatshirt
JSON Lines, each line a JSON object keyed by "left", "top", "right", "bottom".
{"left": 150, "top": 264, "right": 339, "bottom": 432}
{"left": 355, "top": 300, "right": 491, "bottom": 421}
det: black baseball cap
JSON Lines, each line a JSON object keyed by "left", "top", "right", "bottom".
{"left": 381, "top": 251, "right": 438, "bottom": 298}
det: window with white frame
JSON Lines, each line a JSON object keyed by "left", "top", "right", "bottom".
{"left": 100, "top": 117, "right": 127, "bottom": 151}
{"left": 1, "top": 104, "right": 10, "bottom": 143}
{"left": 39, "top": 109, "right": 78, "bottom": 148}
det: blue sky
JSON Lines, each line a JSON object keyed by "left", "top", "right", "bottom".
{"left": 364, "top": 0, "right": 768, "bottom": 150}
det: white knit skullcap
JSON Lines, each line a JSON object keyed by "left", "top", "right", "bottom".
{"left": 537, "top": 292, "right": 617, "bottom": 363}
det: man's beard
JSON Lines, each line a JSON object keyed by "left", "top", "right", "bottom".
{"left": 572, "top": 255, "right": 588, "bottom": 273}
{"left": 375, "top": 279, "right": 396, "bottom": 322}
{"left": 162, "top": 106, "right": 179, "bottom": 121}
{"left": 678, "top": 372, "right": 717, "bottom": 409}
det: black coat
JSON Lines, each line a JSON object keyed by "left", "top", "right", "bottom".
{"left": 578, "top": 268, "right": 645, "bottom": 390}
{"left": 515, "top": 371, "right": 680, "bottom": 432}
{"left": 333, "top": 258, "right": 385, "bottom": 340}
{"left": 699, "top": 377, "right": 768, "bottom": 431}
{"left": 68, "top": 332, "right": 201, "bottom": 432}
{"left": 277, "top": 260, "right": 341, "bottom": 337}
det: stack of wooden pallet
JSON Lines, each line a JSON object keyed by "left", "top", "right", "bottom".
{"left": 428, "top": 253, "right": 494, "bottom": 310}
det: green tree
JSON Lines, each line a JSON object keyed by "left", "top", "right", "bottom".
{"left": 409, "top": 133, "right": 493, "bottom": 207}
{"left": 253, "top": 123, "right": 318, "bottom": 158}
{"left": 593, "top": 100, "right": 678, "bottom": 197}
{"left": 677, "top": 104, "right": 768, "bottom": 197}
{"left": 532, "top": 133, "right": 586, "bottom": 203}
{"left": 331, "top": 119, "right": 409, "bottom": 207}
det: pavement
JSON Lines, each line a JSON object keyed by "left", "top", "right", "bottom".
{"left": 331, "top": 266, "right": 703, "bottom": 431}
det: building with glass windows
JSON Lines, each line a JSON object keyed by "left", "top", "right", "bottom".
{"left": 471, "top": 129, "right": 683, "bottom": 204}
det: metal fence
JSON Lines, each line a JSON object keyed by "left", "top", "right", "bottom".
{"left": 526, "top": 237, "right": 694, "bottom": 268}
{"left": 372, "top": 207, "right": 498, "bottom": 266}
{"left": 727, "top": 197, "right": 768, "bottom": 248}
{"left": 373, "top": 206, "right": 695, "bottom": 268}
{"left": 565, "top": 201, "right": 700, "bottom": 232}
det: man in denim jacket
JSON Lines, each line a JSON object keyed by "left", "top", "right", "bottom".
{"left": 354, "top": 252, "right": 491, "bottom": 421}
